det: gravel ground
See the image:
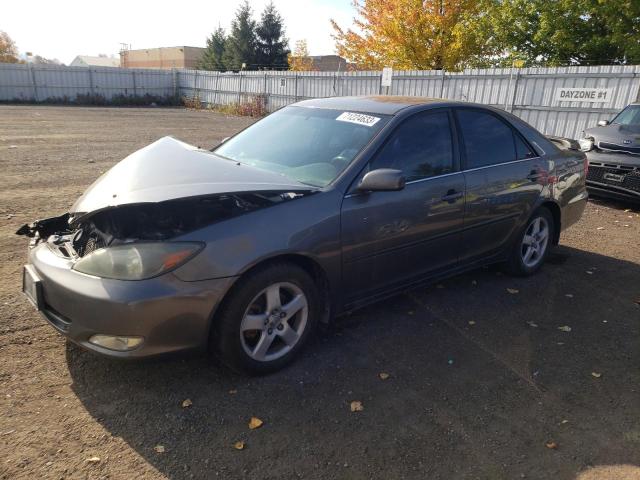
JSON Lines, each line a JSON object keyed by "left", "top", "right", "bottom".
{"left": 0, "top": 105, "right": 639, "bottom": 480}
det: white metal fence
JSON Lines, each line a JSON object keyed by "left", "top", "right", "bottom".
{"left": 0, "top": 63, "right": 176, "bottom": 102}
{"left": 2, "top": 62, "right": 640, "bottom": 140}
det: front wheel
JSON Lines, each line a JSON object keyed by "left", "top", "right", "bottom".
{"left": 505, "top": 207, "right": 555, "bottom": 276}
{"left": 213, "top": 263, "right": 319, "bottom": 375}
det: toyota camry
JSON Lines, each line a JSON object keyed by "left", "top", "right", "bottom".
{"left": 18, "top": 96, "right": 588, "bottom": 374}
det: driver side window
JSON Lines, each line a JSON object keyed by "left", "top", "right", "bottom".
{"left": 371, "top": 110, "right": 454, "bottom": 181}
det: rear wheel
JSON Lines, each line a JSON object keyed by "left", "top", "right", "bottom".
{"left": 213, "top": 263, "right": 319, "bottom": 375}
{"left": 506, "top": 207, "right": 555, "bottom": 276}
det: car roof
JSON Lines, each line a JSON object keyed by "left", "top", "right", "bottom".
{"left": 292, "top": 96, "right": 467, "bottom": 115}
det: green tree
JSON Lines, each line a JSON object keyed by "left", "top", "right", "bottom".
{"left": 255, "top": 2, "right": 290, "bottom": 69}
{"left": 469, "top": 0, "right": 640, "bottom": 66}
{"left": 223, "top": 0, "right": 258, "bottom": 70}
{"left": 0, "top": 31, "right": 19, "bottom": 63}
{"left": 199, "top": 27, "right": 227, "bottom": 71}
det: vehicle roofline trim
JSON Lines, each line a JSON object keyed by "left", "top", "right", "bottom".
{"left": 462, "top": 156, "right": 542, "bottom": 173}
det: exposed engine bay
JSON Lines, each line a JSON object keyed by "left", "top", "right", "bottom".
{"left": 16, "top": 191, "right": 308, "bottom": 259}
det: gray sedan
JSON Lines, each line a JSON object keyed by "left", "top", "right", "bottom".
{"left": 19, "top": 97, "right": 588, "bottom": 374}
{"left": 579, "top": 103, "right": 640, "bottom": 203}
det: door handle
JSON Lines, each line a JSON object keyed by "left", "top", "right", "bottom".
{"left": 441, "top": 190, "right": 464, "bottom": 203}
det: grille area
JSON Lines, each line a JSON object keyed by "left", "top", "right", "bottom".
{"left": 587, "top": 164, "right": 640, "bottom": 193}
{"left": 598, "top": 142, "right": 640, "bottom": 155}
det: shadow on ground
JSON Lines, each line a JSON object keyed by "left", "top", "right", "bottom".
{"left": 67, "top": 246, "right": 640, "bottom": 480}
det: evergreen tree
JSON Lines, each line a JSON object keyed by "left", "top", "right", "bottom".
{"left": 223, "top": 1, "right": 257, "bottom": 70}
{"left": 198, "top": 27, "right": 227, "bottom": 71}
{"left": 256, "top": 2, "right": 290, "bottom": 70}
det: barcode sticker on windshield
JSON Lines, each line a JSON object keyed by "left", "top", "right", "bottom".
{"left": 336, "top": 112, "right": 380, "bottom": 127}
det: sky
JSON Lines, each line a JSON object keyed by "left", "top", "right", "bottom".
{"left": 4, "top": 0, "right": 355, "bottom": 65}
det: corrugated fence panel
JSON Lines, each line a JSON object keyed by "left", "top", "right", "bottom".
{"left": 266, "top": 71, "right": 297, "bottom": 108}
{"left": 512, "top": 65, "right": 640, "bottom": 138}
{"left": 2, "top": 63, "right": 639, "bottom": 139}
{"left": 33, "top": 66, "right": 86, "bottom": 100}
{"left": 134, "top": 69, "right": 174, "bottom": 97}
{"left": 0, "top": 63, "right": 175, "bottom": 102}
{"left": 0, "top": 63, "right": 35, "bottom": 100}
{"left": 92, "top": 68, "right": 133, "bottom": 99}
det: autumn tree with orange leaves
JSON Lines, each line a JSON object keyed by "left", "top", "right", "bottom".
{"left": 331, "top": 0, "right": 490, "bottom": 70}
{"left": 0, "top": 31, "right": 20, "bottom": 63}
{"left": 288, "top": 39, "right": 315, "bottom": 71}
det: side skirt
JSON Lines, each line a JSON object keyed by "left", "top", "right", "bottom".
{"left": 338, "top": 250, "right": 507, "bottom": 316}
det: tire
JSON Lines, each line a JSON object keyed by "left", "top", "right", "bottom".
{"left": 212, "top": 262, "right": 320, "bottom": 375}
{"left": 505, "top": 207, "right": 555, "bottom": 276}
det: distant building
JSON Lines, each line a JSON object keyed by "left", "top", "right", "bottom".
{"left": 309, "top": 55, "right": 348, "bottom": 72}
{"left": 70, "top": 55, "right": 120, "bottom": 68}
{"left": 120, "top": 47, "right": 205, "bottom": 70}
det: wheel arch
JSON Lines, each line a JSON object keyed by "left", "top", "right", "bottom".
{"left": 539, "top": 200, "right": 561, "bottom": 244}
{"left": 213, "top": 253, "right": 332, "bottom": 332}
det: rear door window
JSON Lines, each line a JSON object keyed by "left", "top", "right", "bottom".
{"left": 456, "top": 109, "right": 518, "bottom": 168}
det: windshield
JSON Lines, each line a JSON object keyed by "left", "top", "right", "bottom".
{"left": 214, "top": 106, "right": 390, "bottom": 187}
{"left": 612, "top": 105, "right": 640, "bottom": 126}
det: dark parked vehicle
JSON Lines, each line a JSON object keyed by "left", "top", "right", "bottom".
{"left": 18, "top": 97, "right": 588, "bottom": 374}
{"left": 579, "top": 103, "right": 640, "bottom": 203}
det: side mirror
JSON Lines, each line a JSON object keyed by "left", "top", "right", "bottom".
{"left": 597, "top": 120, "right": 610, "bottom": 127}
{"left": 220, "top": 136, "right": 230, "bottom": 143}
{"left": 357, "top": 168, "right": 406, "bottom": 192}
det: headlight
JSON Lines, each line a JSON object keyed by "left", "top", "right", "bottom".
{"left": 578, "top": 136, "right": 594, "bottom": 152}
{"left": 73, "top": 242, "right": 203, "bottom": 280}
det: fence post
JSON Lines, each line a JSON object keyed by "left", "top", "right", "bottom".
{"left": 439, "top": 68, "right": 446, "bottom": 99}
{"left": 213, "top": 72, "right": 220, "bottom": 106}
{"left": 263, "top": 71, "right": 268, "bottom": 111}
{"left": 29, "top": 64, "right": 38, "bottom": 102}
{"left": 237, "top": 71, "right": 243, "bottom": 104}
{"left": 505, "top": 69, "right": 520, "bottom": 113}
{"left": 194, "top": 69, "right": 200, "bottom": 105}
{"left": 88, "top": 68, "right": 95, "bottom": 97}
{"left": 132, "top": 70, "right": 137, "bottom": 98}
{"left": 172, "top": 68, "right": 178, "bottom": 102}
{"left": 294, "top": 72, "right": 298, "bottom": 101}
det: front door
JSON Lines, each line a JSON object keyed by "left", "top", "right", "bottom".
{"left": 341, "top": 109, "right": 466, "bottom": 303}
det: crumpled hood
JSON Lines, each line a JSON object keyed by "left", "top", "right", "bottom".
{"left": 71, "top": 136, "right": 315, "bottom": 216}
{"left": 585, "top": 123, "right": 640, "bottom": 145}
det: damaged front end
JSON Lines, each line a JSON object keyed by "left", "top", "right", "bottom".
{"left": 17, "top": 135, "right": 317, "bottom": 262}
{"left": 16, "top": 191, "right": 308, "bottom": 261}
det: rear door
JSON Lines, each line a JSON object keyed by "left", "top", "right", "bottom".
{"left": 341, "top": 109, "right": 465, "bottom": 302}
{"left": 454, "top": 108, "right": 544, "bottom": 263}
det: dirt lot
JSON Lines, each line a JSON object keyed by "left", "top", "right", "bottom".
{"left": 1, "top": 105, "right": 639, "bottom": 480}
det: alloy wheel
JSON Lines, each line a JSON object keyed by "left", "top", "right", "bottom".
{"left": 239, "top": 282, "right": 308, "bottom": 362}
{"left": 521, "top": 216, "right": 550, "bottom": 268}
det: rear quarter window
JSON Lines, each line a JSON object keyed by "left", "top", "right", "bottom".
{"left": 507, "top": 114, "right": 557, "bottom": 156}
